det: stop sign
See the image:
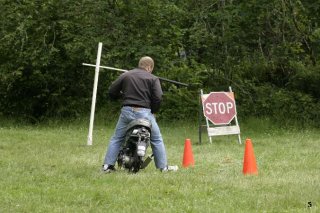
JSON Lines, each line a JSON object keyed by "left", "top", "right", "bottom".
{"left": 202, "top": 92, "right": 236, "bottom": 125}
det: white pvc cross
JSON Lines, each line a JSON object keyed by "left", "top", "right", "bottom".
{"left": 87, "top": 42, "right": 103, "bottom": 145}
{"left": 84, "top": 42, "right": 133, "bottom": 146}
{"left": 84, "top": 42, "right": 188, "bottom": 145}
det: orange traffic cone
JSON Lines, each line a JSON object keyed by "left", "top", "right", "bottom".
{"left": 242, "top": 138, "right": 258, "bottom": 175}
{"left": 182, "top": 138, "right": 195, "bottom": 168}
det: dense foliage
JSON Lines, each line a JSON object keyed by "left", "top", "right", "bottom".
{"left": 0, "top": 0, "right": 319, "bottom": 125}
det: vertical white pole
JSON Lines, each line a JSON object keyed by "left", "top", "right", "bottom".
{"left": 229, "top": 86, "right": 241, "bottom": 144}
{"left": 87, "top": 42, "right": 103, "bottom": 146}
{"left": 201, "top": 89, "right": 212, "bottom": 144}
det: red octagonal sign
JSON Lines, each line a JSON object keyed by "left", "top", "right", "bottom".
{"left": 202, "top": 92, "right": 236, "bottom": 125}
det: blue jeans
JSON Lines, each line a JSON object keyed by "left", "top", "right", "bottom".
{"left": 103, "top": 106, "right": 167, "bottom": 169}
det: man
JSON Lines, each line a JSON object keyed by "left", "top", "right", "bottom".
{"left": 102, "top": 56, "right": 178, "bottom": 173}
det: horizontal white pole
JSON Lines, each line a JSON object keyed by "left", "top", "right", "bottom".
{"left": 82, "top": 63, "right": 189, "bottom": 87}
{"left": 83, "top": 63, "right": 128, "bottom": 73}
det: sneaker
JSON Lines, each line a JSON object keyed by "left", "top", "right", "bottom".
{"left": 161, "top": 165, "right": 179, "bottom": 172}
{"left": 102, "top": 164, "right": 116, "bottom": 173}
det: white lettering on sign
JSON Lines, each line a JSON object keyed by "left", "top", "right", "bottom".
{"left": 205, "top": 102, "right": 234, "bottom": 115}
{"left": 226, "top": 102, "right": 233, "bottom": 112}
{"left": 205, "top": 103, "right": 213, "bottom": 114}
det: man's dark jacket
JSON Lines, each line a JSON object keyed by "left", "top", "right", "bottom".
{"left": 108, "top": 68, "right": 163, "bottom": 113}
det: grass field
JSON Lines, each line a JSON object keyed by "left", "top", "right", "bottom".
{"left": 0, "top": 118, "right": 319, "bottom": 212}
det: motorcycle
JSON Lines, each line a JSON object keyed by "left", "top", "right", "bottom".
{"left": 117, "top": 118, "right": 154, "bottom": 173}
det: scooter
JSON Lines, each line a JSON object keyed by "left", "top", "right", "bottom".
{"left": 117, "top": 118, "right": 154, "bottom": 173}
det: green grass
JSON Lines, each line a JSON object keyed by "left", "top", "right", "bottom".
{"left": 0, "top": 118, "right": 319, "bottom": 212}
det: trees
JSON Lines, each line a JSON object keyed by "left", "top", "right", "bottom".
{"left": 0, "top": 0, "right": 319, "bottom": 125}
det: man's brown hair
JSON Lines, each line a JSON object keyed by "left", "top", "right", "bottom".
{"left": 138, "top": 56, "right": 154, "bottom": 71}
